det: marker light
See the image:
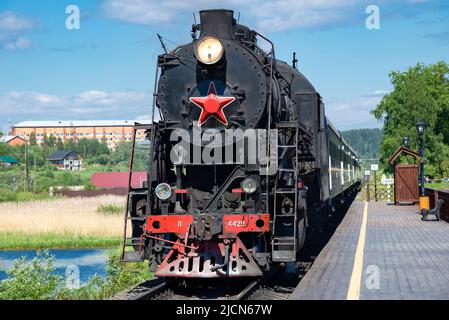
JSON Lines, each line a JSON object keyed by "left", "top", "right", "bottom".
{"left": 194, "top": 36, "right": 224, "bottom": 65}
{"left": 155, "top": 183, "right": 172, "bottom": 200}
{"left": 242, "top": 178, "right": 257, "bottom": 194}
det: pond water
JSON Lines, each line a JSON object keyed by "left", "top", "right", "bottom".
{"left": 0, "top": 249, "right": 110, "bottom": 283}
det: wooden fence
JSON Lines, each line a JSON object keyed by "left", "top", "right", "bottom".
{"left": 55, "top": 188, "right": 128, "bottom": 198}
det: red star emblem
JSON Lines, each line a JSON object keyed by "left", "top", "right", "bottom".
{"left": 189, "top": 82, "right": 235, "bottom": 126}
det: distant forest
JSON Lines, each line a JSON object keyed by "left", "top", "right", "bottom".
{"left": 341, "top": 128, "right": 382, "bottom": 159}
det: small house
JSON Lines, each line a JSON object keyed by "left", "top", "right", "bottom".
{"left": 48, "top": 150, "right": 82, "bottom": 171}
{"left": 0, "top": 135, "right": 27, "bottom": 146}
{"left": 0, "top": 155, "right": 19, "bottom": 167}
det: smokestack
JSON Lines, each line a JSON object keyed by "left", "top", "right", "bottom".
{"left": 199, "top": 9, "right": 236, "bottom": 40}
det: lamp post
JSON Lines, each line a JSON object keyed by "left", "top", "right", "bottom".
{"left": 403, "top": 136, "right": 410, "bottom": 148}
{"left": 416, "top": 120, "right": 428, "bottom": 210}
{"left": 416, "top": 120, "right": 425, "bottom": 195}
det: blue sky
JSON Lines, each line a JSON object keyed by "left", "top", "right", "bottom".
{"left": 0, "top": 0, "right": 448, "bottom": 132}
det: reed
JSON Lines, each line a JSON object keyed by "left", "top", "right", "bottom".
{"left": 0, "top": 196, "right": 128, "bottom": 249}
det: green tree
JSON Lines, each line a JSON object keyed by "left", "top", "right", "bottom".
{"left": 76, "top": 138, "right": 89, "bottom": 159}
{"left": 29, "top": 132, "right": 37, "bottom": 146}
{"left": 47, "top": 134, "right": 56, "bottom": 147}
{"left": 98, "top": 139, "right": 110, "bottom": 155}
{"left": 43, "top": 134, "right": 49, "bottom": 146}
{"left": 372, "top": 61, "right": 449, "bottom": 177}
{"left": 109, "top": 141, "right": 131, "bottom": 165}
{"left": 73, "top": 138, "right": 110, "bottom": 160}
{"left": 341, "top": 128, "right": 382, "bottom": 159}
{"left": 0, "top": 142, "right": 12, "bottom": 156}
{"left": 56, "top": 137, "right": 64, "bottom": 150}
{"left": 27, "top": 145, "right": 47, "bottom": 167}
{"left": 65, "top": 138, "right": 75, "bottom": 151}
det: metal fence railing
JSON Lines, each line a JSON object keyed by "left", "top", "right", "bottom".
{"left": 359, "top": 177, "right": 394, "bottom": 203}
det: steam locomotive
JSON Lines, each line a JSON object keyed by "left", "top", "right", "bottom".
{"left": 121, "top": 9, "right": 361, "bottom": 278}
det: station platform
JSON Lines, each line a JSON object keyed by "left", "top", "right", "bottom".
{"left": 290, "top": 201, "right": 449, "bottom": 300}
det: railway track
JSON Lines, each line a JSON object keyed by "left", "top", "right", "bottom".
{"left": 112, "top": 259, "right": 314, "bottom": 301}
{"left": 112, "top": 198, "right": 352, "bottom": 301}
{"left": 111, "top": 277, "right": 168, "bottom": 300}
{"left": 112, "top": 277, "right": 264, "bottom": 300}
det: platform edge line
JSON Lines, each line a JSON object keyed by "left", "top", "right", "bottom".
{"left": 346, "top": 201, "right": 368, "bottom": 300}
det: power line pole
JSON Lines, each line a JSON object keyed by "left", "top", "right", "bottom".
{"left": 23, "top": 142, "right": 28, "bottom": 192}
{"left": 33, "top": 154, "right": 36, "bottom": 193}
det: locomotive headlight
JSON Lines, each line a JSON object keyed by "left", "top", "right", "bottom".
{"left": 194, "top": 36, "right": 224, "bottom": 65}
{"left": 155, "top": 183, "right": 172, "bottom": 200}
{"left": 242, "top": 178, "right": 257, "bottom": 194}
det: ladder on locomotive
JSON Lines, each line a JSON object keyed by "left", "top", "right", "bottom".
{"left": 120, "top": 123, "right": 153, "bottom": 262}
{"left": 271, "top": 121, "right": 299, "bottom": 262}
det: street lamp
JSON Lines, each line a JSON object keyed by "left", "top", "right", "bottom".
{"left": 403, "top": 136, "right": 410, "bottom": 148}
{"left": 417, "top": 120, "right": 425, "bottom": 137}
{"left": 416, "top": 120, "right": 428, "bottom": 211}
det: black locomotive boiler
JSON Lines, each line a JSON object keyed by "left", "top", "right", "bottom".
{"left": 121, "top": 9, "right": 361, "bottom": 278}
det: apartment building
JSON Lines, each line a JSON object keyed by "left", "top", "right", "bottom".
{"left": 12, "top": 120, "right": 150, "bottom": 149}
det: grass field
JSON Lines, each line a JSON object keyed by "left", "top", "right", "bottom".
{"left": 425, "top": 182, "right": 449, "bottom": 191}
{"left": 0, "top": 196, "right": 127, "bottom": 249}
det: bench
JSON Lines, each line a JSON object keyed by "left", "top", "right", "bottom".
{"left": 421, "top": 199, "right": 444, "bottom": 221}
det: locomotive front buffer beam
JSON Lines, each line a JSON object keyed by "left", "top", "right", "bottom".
{"left": 144, "top": 213, "right": 270, "bottom": 278}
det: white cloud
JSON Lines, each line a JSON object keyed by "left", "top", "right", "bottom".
{"left": 0, "top": 11, "right": 34, "bottom": 33}
{"left": 102, "top": 0, "right": 176, "bottom": 24}
{"left": 247, "top": 0, "right": 359, "bottom": 31}
{"left": 0, "top": 90, "right": 153, "bottom": 122}
{"left": 0, "top": 89, "right": 385, "bottom": 130}
{"left": 0, "top": 11, "right": 35, "bottom": 51}
{"left": 3, "top": 36, "right": 32, "bottom": 51}
{"left": 101, "top": 0, "right": 425, "bottom": 31}
{"left": 325, "top": 90, "right": 388, "bottom": 130}
{"left": 101, "top": 0, "right": 363, "bottom": 30}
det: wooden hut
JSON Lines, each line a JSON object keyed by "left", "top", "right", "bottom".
{"left": 388, "top": 146, "right": 420, "bottom": 204}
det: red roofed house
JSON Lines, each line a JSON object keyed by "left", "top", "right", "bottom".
{"left": 91, "top": 171, "right": 147, "bottom": 189}
{"left": 0, "top": 135, "right": 27, "bottom": 146}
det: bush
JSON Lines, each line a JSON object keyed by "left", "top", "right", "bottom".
{"left": 99, "top": 251, "right": 152, "bottom": 297}
{"left": 43, "top": 170, "right": 55, "bottom": 178}
{"left": 58, "top": 251, "right": 151, "bottom": 299}
{"left": 0, "top": 189, "right": 17, "bottom": 202}
{"left": 96, "top": 204, "right": 124, "bottom": 215}
{"left": 84, "top": 182, "right": 97, "bottom": 191}
{"left": 0, "top": 251, "right": 61, "bottom": 300}
{"left": 16, "top": 192, "right": 48, "bottom": 202}
{"left": 0, "top": 249, "right": 151, "bottom": 300}
{"left": 0, "top": 189, "right": 49, "bottom": 203}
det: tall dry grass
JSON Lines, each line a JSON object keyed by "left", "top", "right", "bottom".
{"left": 0, "top": 196, "right": 128, "bottom": 237}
